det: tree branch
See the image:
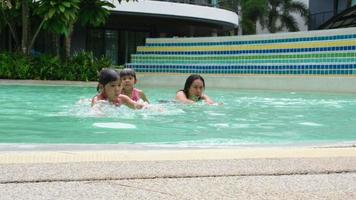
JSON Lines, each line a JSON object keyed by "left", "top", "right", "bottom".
{"left": 0, "top": 7, "right": 20, "bottom": 48}
{"left": 28, "top": 18, "right": 46, "bottom": 53}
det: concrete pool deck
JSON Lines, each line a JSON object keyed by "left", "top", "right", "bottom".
{"left": 1, "top": 146, "right": 356, "bottom": 199}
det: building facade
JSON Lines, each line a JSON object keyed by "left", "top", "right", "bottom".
{"left": 309, "top": 0, "right": 356, "bottom": 30}
{"left": 72, "top": 0, "right": 239, "bottom": 65}
{"left": 0, "top": 0, "right": 238, "bottom": 66}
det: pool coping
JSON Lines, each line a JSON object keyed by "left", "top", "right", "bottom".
{"left": 1, "top": 147, "right": 356, "bottom": 185}
{"left": 1, "top": 146, "right": 355, "bottom": 164}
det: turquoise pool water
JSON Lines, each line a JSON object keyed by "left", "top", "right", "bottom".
{"left": 1, "top": 84, "right": 356, "bottom": 147}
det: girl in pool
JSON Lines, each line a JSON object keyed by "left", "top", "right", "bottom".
{"left": 119, "top": 68, "right": 149, "bottom": 103}
{"left": 92, "top": 68, "right": 145, "bottom": 109}
{"left": 176, "top": 74, "right": 216, "bottom": 105}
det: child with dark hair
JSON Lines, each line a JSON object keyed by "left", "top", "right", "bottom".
{"left": 176, "top": 74, "right": 215, "bottom": 105}
{"left": 119, "top": 68, "right": 149, "bottom": 103}
{"left": 91, "top": 68, "right": 145, "bottom": 109}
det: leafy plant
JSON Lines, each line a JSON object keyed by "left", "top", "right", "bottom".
{"left": 38, "top": 0, "right": 80, "bottom": 37}
{"left": 219, "top": 0, "right": 308, "bottom": 34}
{"left": 266, "top": 0, "right": 309, "bottom": 33}
{"left": 0, "top": 52, "right": 12, "bottom": 78}
{"left": 0, "top": 51, "right": 111, "bottom": 81}
{"left": 31, "top": 54, "right": 61, "bottom": 80}
{"left": 0, "top": 52, "right": 31, "bottom": 79}
{"left": 66, "top": 51, "right": 111, "bottom": 81}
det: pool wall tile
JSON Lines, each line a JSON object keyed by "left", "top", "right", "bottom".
{"left": 126, "top": 27, "right": 356, "bottom": 75}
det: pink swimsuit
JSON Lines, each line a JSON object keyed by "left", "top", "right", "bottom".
{"left": 131, "top": 88, "right": 140, "bottom": 102}
{"left": 92, "top": 93, "right": 122, "bottom": 106}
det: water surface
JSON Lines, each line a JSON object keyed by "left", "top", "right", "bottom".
{"left": 1, "top": 84, "right": 356, "bottom": 147}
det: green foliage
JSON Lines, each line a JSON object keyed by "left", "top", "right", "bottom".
{"left": 0, "top": 0, "right": 21, "bottom": 19}
{"left": 0, "top": 0, "right": 21, "bottom": 37}
{"left": 64, "top": 52, "right": 111, "bottom": 81}
{"left": 0, "top": 52, "right": 13, "bottom": 78}
{"left": 31, "top": 54, "right": 62, "bottom": 80}
{"left": 0, "top": 51, "right": 111, "bottom": 81}
{"left": 266, "top": 0, "right": 309, "bottom": 33}
{"left": 0, "top": 52, "right": 31, "bottom": 79}
{"left": 218, "top": 0, "right": 308, "bottom": 35}
{"left": 219, "top": 0, "right": 268, "bottom": 35}
{"left": 241, "top": 0, "right": 267, "bottom": 34}
{"left": 78, "top": 0, "right": 114, "bottom": 27}
{"left": 2, "top": 0, "right": 132, "bottom": 55}
{"left": 37, "top": 0, "right": 80, "bottom": 36}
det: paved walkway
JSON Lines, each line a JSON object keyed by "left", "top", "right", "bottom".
{"left": 1, "top": 147, "right": 356, "bottom": 199}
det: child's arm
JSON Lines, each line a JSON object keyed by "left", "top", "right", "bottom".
{"left": 175, "top": 91, "right": 195, "bottom": 104}
{"left": 120, "top": 94, "right": 145, "bottom": 109}
{"left": 91, "top": 96, "right": 98, "bottom": 107}
{"left": 139, "top": 90, "right": 149, "bottom": 103}
{"left": 201, "top": 94, "right": 215, "bottom": 105}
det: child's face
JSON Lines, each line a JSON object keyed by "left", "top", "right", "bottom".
{"left": 188, "top": 79, "right": 204, "bottom": 99}
{"left": 103, "top": 80, "right": 122, "bottom": 101}
{"left": 121, "top": 75, "right": 136, "bottom": 90}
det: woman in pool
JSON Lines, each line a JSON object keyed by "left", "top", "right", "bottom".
{"left": 91, "top": 68, "right": 145, "bottom": 109}
{"left": 119, "top": 68, "right": 149, "bottom": 103}
{"left": 176, "top": 74, "right": 216, "bottom": 105}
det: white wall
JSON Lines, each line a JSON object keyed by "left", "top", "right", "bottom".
{"left": 109, "top": 0, "right": 239, "bottom": 28}
{"left": 256, "top": 0, "right": 309, "bottom": 34}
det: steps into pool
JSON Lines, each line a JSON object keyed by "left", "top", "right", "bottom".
{"left": 126, "top": 27, "right": 356, "bottom": 75}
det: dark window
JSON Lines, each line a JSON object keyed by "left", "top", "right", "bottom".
{"left": 87, "top": 29, "right": 148, "bottom": 65}
{"left": 87, "top": 29, "right": 104, "bottom": 59}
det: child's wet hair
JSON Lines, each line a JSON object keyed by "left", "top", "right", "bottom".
{"left": 183, "top": 74, "right": 205, "bottom": 97}
{"left": 119, "top": 68, "right": 136, "bottom": 80}
{"left": 97, "top": 68, "right": 120, "bottom": 92}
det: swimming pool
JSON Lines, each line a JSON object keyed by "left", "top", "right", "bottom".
{"left": 1, "top": 83, "right": 356, "bottom": 147}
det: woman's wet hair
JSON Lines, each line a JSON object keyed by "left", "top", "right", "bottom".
{"left": 119, "top": 68, "right": 136, "bottom": 80}
{"left": 183, "top": 74, "right": 205, "bottom": 97}
{"left": 97, "top": 68, "right": 119, "bottom": 92}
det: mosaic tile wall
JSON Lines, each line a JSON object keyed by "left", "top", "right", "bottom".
{"left": 126, "top": 28, "right": 356, "bottom": 75}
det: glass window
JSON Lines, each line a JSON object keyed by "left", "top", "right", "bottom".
{"left": 117, "top": 31, "right": 148, "bottom": 65}
{"left": 337, "top": 0, "right": 348, "bottom": 13}
{"left": 105, "top": 30, "right": 118, "bottom": 64}
{"left": 87, "top": 29, "right": 104, "bottom": 59}
{"left": 87, "top": 29, "right": 148, "bottom": 65}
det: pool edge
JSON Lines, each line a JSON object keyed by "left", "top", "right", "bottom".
{"left": 1, "top": 147, "right": 356, "bottom": 164}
